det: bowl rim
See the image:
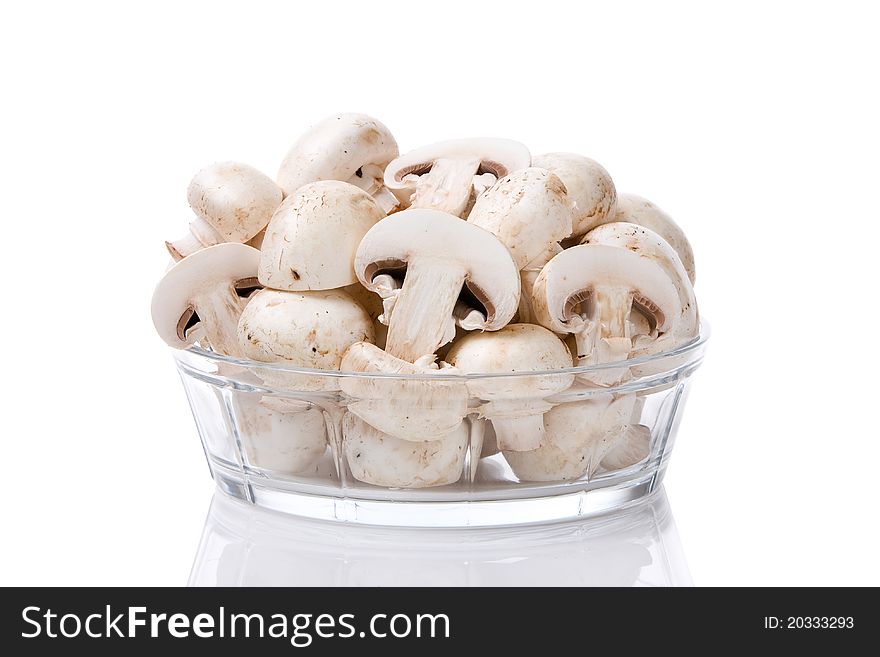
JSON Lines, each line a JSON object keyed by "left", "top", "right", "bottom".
{"left": 173, "top": 320, "right": 710, "bottom": 381}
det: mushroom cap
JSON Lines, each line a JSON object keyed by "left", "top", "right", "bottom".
{"left": 237, "top": 289, "right": 374, "bottom": 370}
{"left": 384, "top": 138, "right": 531, "bottom": 190}
{"left": 343, "top": 413, "right": 468, "bottom": 488}
{"left": 277, "top": 113, "right": 399, "bottom": 197}
{"left": 531, "top": 243, "right": 682, "bottom": 336}
{"left": 613, "top": 193, "right": 695, "bottom": 283}
{"left": 355, "top": 208, "right": 520, "bottom": 331}
{"left": 532, "top": 153, "right": 617, "bottom": 238}
{"left": 259, "top": 181, "right": 385, "bottom": 291}
{"left": 151, "top": 242, "right": 260, "bottom": 349}
{"left": 446, "top": 324, "right": 574, "bottom": 400}
{"left": 186, "top": 162, "right": 283, "bottom": 242}
{"left": 467, "top": 167, "right": 573, "bottom": 270}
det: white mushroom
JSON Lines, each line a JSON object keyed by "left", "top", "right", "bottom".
{"left": 446, "top": 324, "right": 574, "bottom": 451}
{"left": 234, "top": 396, "right": 328, "bottom": 475}
{"left": 342, "top": 283, "right": 388, "bottom": 350}
{"left": 166, "top": 162, "right": 282, "bottom": 260}
{"left": 340, "top": 342, "right": 467, "bottom": 440}
{"left": 504, "top": 394, "right": 635, "bottom": 481}
{"left": 237, "top": 288, "right": 374, "bottom": 391}
{"left": 581, "top": 222, "right": 699, "bottom": 362}
{"left": 467, "top": 167, "right": 574, "bottom": 270}
{"left": 384, "top": 139, "right": 530, "bottom": 217}
{"left": 151, "top": 243, "right": 260, "bottom": 356}
{"left": 600, "top": 423, "right": 651, "bottom": 472}
{"left": 343, "top": 413, "right": 469, "bottom": 488}
{"left": 277, "top": 113, "right": 399, "bottom": 213}
{"left": 355, "top": 208, "right": 520, "bottom": 362}
{"left": 532, "top": 225, "right": 696, "bottom": 385}
{"left": 614, "top": 194, "right": 696, "bottom": 283}
{"left": 532, "top": 152, "right": 617, "bottom": 239}
{"left": 258, "top": 181, "right": 384, "bottom": 291}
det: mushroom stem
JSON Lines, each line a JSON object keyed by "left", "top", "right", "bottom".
{"left": 193, "top": 285, "right": 247, "bottom": 356}
{"left": 409, "top": 157, "right": 481, "bottom": 216}
{"left": 384, "top": 258, "right": 466, "bottom": 362}
{"left": 166, "top": 216, "right": 223, "bottom": 261}
{"left": 491, "top": 413, "right": 547, "bottom": 452}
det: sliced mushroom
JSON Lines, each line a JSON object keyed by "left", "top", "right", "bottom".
{"left": 613, "top": 194, "right": 696, "bottom": 283}
{"left": 166, "top": 162, "right": 282, "bottom": 260}
{"left": 446, "top": 324, "right": 574, "bottom": 451}
{"left": 237, "top": 288, "right": 374, "bottom": 391}
{"left": 531, "top": 153, "right": 617, "bottom": 240}
{"left": 259, "top": 181, "right": 384, "bottom": 291}
{"left": 355, "top": 208, "right": 520, "bottom": 362}
{"left": 581, "top": 222, "right": 698, "bottom": 362}
{"left": 384, "top": 139, "right": 530, "bottom": 217}
{"left": 343, "top": 413, "right": 469, "bottom": 488}
{"left": 532, "top": 226, "right": 695, "bottom": 385}
{"left": 467, "top": 167, "right": 574, "bottom": 270}
{"left": 151, "top": 243, "right": 260, "bottom": 356}
{"left": 504, "top": 394, "right": 635, "bottom": 481}
{"left": 277, "top": 113, "right": 399, "bottom": 213}
{"left": 340, "top": 342, "right": 468, "bottom": 440}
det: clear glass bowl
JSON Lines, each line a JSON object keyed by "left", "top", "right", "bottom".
{"left": 173, "top": 324, "right": 708, "bottom": 527}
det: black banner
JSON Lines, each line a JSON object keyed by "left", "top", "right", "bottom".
{"left": 1, "top": 588, "right": 869, "bottom": 653}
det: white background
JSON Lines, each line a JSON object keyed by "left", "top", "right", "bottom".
{"left": 1, "top": 0, "right": 877, "bottom": 586}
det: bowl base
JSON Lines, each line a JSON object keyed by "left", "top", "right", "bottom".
{"left": 212, "top": 464, "right": 668, "bottom": 528}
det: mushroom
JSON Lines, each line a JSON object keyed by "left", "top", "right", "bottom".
{"left": 151, "top": 242, "right": 260, "bottom": 357}
{"left": 166, "top": 162, "right": 282, "bottom": 260}
{"left": 614, "top": 193, "right": 696, "bottom": 283}
{"left": 600, "top": 423, "right": 651, "bottom": 472}
{"left": 531, "top": 152, "right": 616, "bottom": 240}
{"left": 339, "top": 342, "right": 467, "bottom": 440}
{"left": 383, "top": 139, "right": 531, "bottom": 217}
{"left": 342, "top": 283, "right": 388, "bottom": 349}
{"left": 276, "top": 113, "right": 399, "bottom": 213}
{"left": 467, "top": 167, "right": 573, "bottom": 270}
{"left": 258, "top": 181, "right": 384, "bottom": 291}
{"left": 446, "top": 324, "right": 574, "bottom": 451}
{"left": 343, "top": 413, "right": 469, "bottom": 488}
{"left": 504, "top": 394, "right": 635, "bottom": 481}
{"left": 580, "top": 222, "right": 699, "bottom": 362}
{"left": 234, "top": 396, "right": 328, "bottom": 475}
{"left": 532, "top": 225, "right": 696, "bottom": 386}
{"left": 355, "top": 208, "right": 520, "bottom": 362}
{"left": 237, "top": 288, "right": 374, "bottom": 391}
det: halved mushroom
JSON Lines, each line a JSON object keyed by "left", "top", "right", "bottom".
{"left": 340, "top": 342, "right": 468, "bottom": 440}
{"left": 446, "top": 324, "right": 574, "bottom": 451}
{"left": 151, "top": 243, "right": 260, "bottom": 356}
{"left": 467, "top": 167, "right": 574, "bottom": 270}
{"left": 532, "top": 153, "right": 617, "bottom": 240}
{"left": 532, "top": 225, "right": 696, "bottom": 385}
{"left": 581, "top": 222, "right": 698, "bottom": 363}
{"left": 234, "top": 396, "right": 328, "bottom": 475}
{"left": 384, "top": 139, "right": 531, "bottom": 217}
{"left": 355, "top": 208, "right": 520, "bottom": 362}
{"left": 259, "top": 181, "right": 384, "bottom": 291}
{"left": 343, "top": 413, "right": 469, "bottom": 488}
{"left": 166, "top": 162, "right": 283, "bottom": 260}
{"left": 614, "top": 194, "right": 696, "bottom": 284}
{"left": 237, "top": 288, "right": 374, "bottom": 391}
{"left": 276, "top": 113, "right": 399, "bottom": 212}
{"left": 504, "top": 394, "right": 635, "bottom": 481}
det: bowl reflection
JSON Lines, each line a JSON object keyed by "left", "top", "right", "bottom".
{"left": 189, "top": 487, "right": 690, "bottom": 586}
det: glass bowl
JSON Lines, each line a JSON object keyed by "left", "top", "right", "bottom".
{"left": 172, "top": 324, "right": 708, "bottom": 527}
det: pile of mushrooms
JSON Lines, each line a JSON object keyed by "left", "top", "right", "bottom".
{"left": 151, "top": 113, "right": 699, "bottom": 488}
